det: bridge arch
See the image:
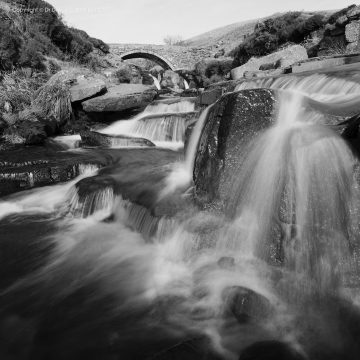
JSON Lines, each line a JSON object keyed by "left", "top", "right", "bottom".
{"left": 120, "top": 50, "right": 176, "bottom": 71}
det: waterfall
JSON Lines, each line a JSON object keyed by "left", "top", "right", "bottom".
{"left": 160, "top": 104, "right": 214, "bottom": 198}
{"left": 0, "top": 164, "right": 98, "bottom": 220}
{"left": 150, "top": 74, "right": 161, "bottom": 90}
{"left": 3, "top": 71, "right": 360, "bottom": 360}
{"left": 184, "top": 78, "right": 190, "bottom": 89}
{"left": 100, "top": 99, "right": 197, "bottom": 148}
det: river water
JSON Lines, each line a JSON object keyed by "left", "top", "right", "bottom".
{"left": 1, "top": 72, "right": 360, "bottom": 360}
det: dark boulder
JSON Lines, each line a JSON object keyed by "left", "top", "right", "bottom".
{"left": 222, "top": 286, "right": 273, "bottom": 323}
{"left": 194, "top": 89, "right": 277, "bottom": 211}
{"left": 239, "top": 341, "right": 306, "bottom": 360}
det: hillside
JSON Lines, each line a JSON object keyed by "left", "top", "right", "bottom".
{"left": 183, "top": 19, "right": 262, "bottom": 50}
{"left": 183, "top": 10, "right": 334, "bottom": 52}
{"left": 0, "top": 0, "right": 109, "bottom": 71}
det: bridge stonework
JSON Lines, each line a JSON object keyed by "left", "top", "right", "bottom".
{"left": 110, "top": 44, "right": 212, "bottom": 71}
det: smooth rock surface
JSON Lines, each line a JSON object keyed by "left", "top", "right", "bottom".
{"left": 82, "top": 84, "right": 157, "bottom": 112}
{"left": 70, "top": 78, "right": 107, "bottom": 102}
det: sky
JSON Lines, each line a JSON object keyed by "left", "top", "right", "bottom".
{"left": 47, "top": 0, "right": 350, "bottom": 44}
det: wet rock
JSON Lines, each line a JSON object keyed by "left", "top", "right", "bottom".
{"left": 82, "top": 84, "right": 157, "bottom": 113}
{"left": 80, "top": 130, "right": 155, "bottom": 148}
{"left": 70, "top": 78, "right": 107, "bottom": 102}
{"left": 198, "top": 88, "right": 223, "bottom": 106}
{"left": 239, "top": 341, "right": 306, "bottom": 360}
{"left": 222, "top": 286, "right": 273, "bottom": 323}
{"left": 194, "top": 89, "right": 277, "bottom": 211}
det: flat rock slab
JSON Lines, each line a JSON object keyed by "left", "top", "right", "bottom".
{"left": 70, "top": 78, "right": 107, "bottom": 102}
{"left": 80, "top": 130, "right": 155, "bottom": 148}
{"left": 82, "top": 84, "right": 157, "bottom": 112}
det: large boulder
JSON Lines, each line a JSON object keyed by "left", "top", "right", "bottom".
{"left": 82, "top": 84, "right": 157, "bottom": 113}
{"left": 70, "top": 77, "right": 106, "bottom": 102}
{"left": 345, "top": 21, "right": 360, "bottom": 43}
{"left": 222, "top": 286, "right": 273, "bottom": 323}
{"left": 231, "top": 45, "right": 308, "bottom": 80}
{"left": 194, "top": 89, "right": 277, "bottom": 211}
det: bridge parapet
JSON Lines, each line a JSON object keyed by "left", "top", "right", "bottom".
{"left": 110, "top": 44, "right": 212, "bottom": 70}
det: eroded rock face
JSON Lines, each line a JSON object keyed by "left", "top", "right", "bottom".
{"left": 82, "top": 84, "right": 157, "bottom": 113}
{"left": 194, "top": 89, "right": 277, "bottom": 210}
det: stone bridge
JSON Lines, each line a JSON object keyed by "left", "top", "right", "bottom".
{"left": 110, "top": 44, "right": 212, "bottom": 71}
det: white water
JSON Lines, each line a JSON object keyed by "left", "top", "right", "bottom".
{"left": 53, "top": 134, "right": 81, "bottom": 149}
{"left": 0, "top": 164, "right": 98, "bottom": 220}
{"left": 2, "top": 75, "right": 360, "bottom": 359}
{"left": 160, "top": 104, "right": 214, "bottom": 198}
{"left": 100, "top": 99, "right": 196, "bottom": 148}
{"left": 150, "top": 74, "right": 161, "bottom": 90}
{"left": 184, "top": 78, "right": 190, "bottom": 90}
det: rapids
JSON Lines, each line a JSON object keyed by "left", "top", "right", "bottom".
{"left": 2, "top": 72, "right": 360, "bottom": 360}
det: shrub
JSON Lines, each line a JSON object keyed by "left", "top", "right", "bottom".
{"left": 114, "top": 68, "right": 132, "bottom": 83}
{"left": 0, "top": 69, "right": 48, "bottom": 114}
{"left": 0, "top": 22, "right": 22, "bottom": 70}
{"left": 19, "top": 40, "right": 46, "bottom": 70}
{"left": 33, "top": 79, "right": 72, "bottom": 126}
{"left": 231, "top": 12, "right": 325, "bottom": 68}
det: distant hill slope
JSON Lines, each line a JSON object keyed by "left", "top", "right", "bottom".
{"left": 183, "top": 18, "right": 263, "bottom": 51}
{"left": 183, "top": 10, "right": 335, "bottom": 52}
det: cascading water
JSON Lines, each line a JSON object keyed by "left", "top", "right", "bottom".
{"left": 2, "top": 74, "right": 360, "bottom": 360}
{"left": 160, "top": 104, "right": 214, "bottom": 198}
{"left": 100, "top": 99, "right": 197, "bottom": 149}
{"left": 150, "top": 74, "right": 161, "bottom": 90}
{"left": 184, "top": 78, "right": 190, "bottom": 89}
